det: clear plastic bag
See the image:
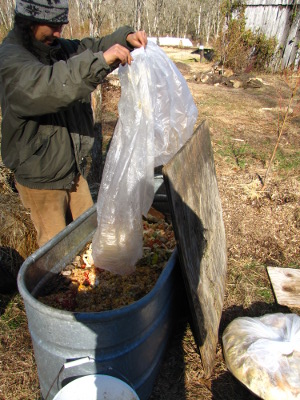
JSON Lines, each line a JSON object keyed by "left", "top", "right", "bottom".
{"left": 92, "top": 41, "right": 198, "bottom": 275}
{"left": 222, "top": 313, "right": 300, "bottom": 400}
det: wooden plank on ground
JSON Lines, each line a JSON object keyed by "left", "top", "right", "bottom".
{"left": 267, "top": 267, "right": 300, "bottom": 308}
{"left": 163, "top": 120, "right": 227, "bottom": 377}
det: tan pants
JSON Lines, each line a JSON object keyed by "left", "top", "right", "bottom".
{"left": 16, "top": 175, "right": 93, "bottom": 247}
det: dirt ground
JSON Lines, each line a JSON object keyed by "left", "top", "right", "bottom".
{"left": 0, "top": 46, "right": 299, "bottom": 400}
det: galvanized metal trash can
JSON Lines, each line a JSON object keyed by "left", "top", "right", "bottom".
{"left": 17, "top": 196, "right": 177, "bottom": 400}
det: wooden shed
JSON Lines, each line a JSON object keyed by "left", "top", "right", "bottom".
{"left": 244, "top": 0, "right": 300, "bottom": 69}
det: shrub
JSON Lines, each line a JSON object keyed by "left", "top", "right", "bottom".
{"left": 214, "top": 0, "right": 278, "bottom": 73}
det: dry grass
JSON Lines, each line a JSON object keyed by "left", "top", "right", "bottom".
{"left": 0, "top": 163, "right": 37, "bottom": 257}
{"left": 0, "top": 163, "right": 38, "bottom": 295}
{"left": 0, "top": 48, "right": 300, "bottom": 399}
{"left": 0, "top": 295, "right": 40, "bottom": 400}
{"left": 0, "top": 194, "right": 37, "bottom": 258}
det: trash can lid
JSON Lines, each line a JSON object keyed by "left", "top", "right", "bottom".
{"left": 162, "top": 121, "right": 227, "bottom": 377}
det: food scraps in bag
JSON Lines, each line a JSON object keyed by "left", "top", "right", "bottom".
{"left": 222, "top": 313, "right": 300, "bottom": 400}
{"left": 38, "top": 215, "right": 175, "bottom": 312}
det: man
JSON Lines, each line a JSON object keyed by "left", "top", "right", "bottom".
{"left": 0, "top": 0, "right": 147, "bottom": 247}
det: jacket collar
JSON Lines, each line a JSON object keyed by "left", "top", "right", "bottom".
{"left": 32, "top": 38, "right": 64, "bottom": 64}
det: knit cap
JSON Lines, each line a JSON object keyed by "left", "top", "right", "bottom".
{"left": 15, "top": 0, "right": 69, "bottom": 24}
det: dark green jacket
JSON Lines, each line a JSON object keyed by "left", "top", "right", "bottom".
{"left": 0, "top": 25, "right": 134, "bottom": 189}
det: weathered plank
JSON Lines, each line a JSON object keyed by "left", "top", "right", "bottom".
{"left": 267, "top": 267, "right": 300, "bottom": 308}
{"left": 163, "top": 120, "right": 227, "bottom": 377}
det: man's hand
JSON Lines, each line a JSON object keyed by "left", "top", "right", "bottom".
{"left": 126, "top": 30, "right": 148, "bottom": 48}
{"left": 103, "top": 44, "right": 133, "bottom": 66}
{"left": 103, "top": 30, "right": 148, "bottom": 67}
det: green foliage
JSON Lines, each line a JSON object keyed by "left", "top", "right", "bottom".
{"left": 250, "top": 31, "right": 278, "bottom": 72}
{"left": 215, "top": 0, "right": 278, "bottom": 73}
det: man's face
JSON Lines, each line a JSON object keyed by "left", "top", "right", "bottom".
{"left": 32, "top": 24, "right": 64, "bottom": 45}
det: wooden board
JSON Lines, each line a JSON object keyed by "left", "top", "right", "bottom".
{"left": 267, "top": 267, "right": 300, "bottom": 308}
{"left": 163, "top": 120, "right": 227, "bottom": 377}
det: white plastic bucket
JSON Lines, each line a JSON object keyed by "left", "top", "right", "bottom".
{"left": 53, "top": 374, "right": 140, "bottom": 400}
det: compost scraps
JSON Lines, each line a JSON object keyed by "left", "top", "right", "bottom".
{"left": 38, "top": 215, "right": 175, "bottom": 312}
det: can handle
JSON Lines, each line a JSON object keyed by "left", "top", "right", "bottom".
{"left": 63, "top": 356, "right": 93, "bottom": 369}
{"left": 44, "top": 356, "right": 135, "bottom": 400}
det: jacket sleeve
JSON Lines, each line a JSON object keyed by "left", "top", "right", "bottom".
{"left": 0, "top": 44, "right": 111, "bottom": 118}
{"left": 0, "top": 26, "right": 135, "bottom": 118}
{"left": 77, "top": 26, "right": 135, "bottom": 54}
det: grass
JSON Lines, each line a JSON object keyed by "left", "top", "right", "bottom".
{"left": 231, "top": 142, "right": 258, "bottom": 169}
{"left": 215, "top": 138, "right": 265, "bottom": 170}
{"left": 0, "top": 295, "right": 27, "bottom": 330}
{"left": 275, "top": 148, "right": 300, "bottom": 172}
{"left": 215, "top": 134, "right": 299, "bottom": 174}
{"left": 257, "top": 287, "right": 274, "bottom": 302}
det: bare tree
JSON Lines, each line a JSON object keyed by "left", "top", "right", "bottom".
{"left": 0, "top": 0, "right": 222, "bottom": 44}
{"left": 86, "top": 0, "right": 107, "bottom": 36}
{"left": 134, "top": 0, "right": 143, "bottom": 31}
{"left": 0, "top": 0, "right": 15, "bottom": 35}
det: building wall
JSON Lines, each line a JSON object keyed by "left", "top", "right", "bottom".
{"left": 244, "top": 0, "right": 300, "bottom": 69}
